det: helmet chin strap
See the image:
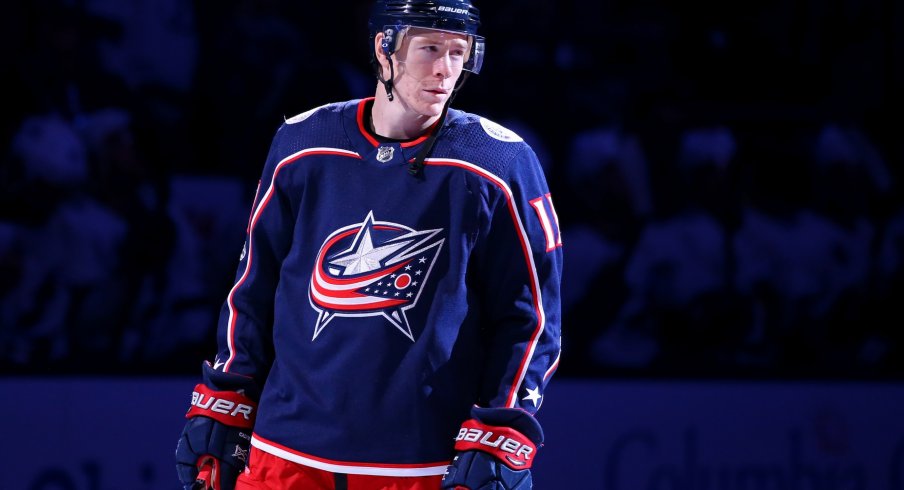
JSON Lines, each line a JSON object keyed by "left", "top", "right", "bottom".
{"left": 379, "top": 58, "right": 396, "bottom": 101}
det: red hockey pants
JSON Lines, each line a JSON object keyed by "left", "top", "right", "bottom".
{"left": 235, "top": 447, "right": 445, "bottom": 490}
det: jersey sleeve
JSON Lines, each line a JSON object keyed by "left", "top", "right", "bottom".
{"left": 474, "top": 144, "right": 563, "bottom": 415}
{"left": 211, "top": 124, "right": 297, "bottom": 385}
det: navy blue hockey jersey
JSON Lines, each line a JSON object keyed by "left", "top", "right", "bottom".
{"left": 212, "top": 98, "right": 562, "bottom": 476}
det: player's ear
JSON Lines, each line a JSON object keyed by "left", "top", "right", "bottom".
{"left": 374, "top": 32, "right": 391, "bottom": 80}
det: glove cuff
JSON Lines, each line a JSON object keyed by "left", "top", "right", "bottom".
{"left": 202, "top": 360, "right": 261, "bottom": 401}
{"left": 186, "top": 383, "right": 257, "bottom": 429}
{"left": 471, "top": 406, "right": 544, "bottom": 445}
{"left": 454, "top": 419, "right": 537, "bottom": 470}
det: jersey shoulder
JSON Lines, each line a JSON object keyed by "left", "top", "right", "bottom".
{"left": 282, "top": 100, "right": 352, "bottom": 127}
{"left": 438, "top": 110, "right": 537, "bottom": 178}
{"left": 271, "top": 100, "right": 358, "bottom": 155}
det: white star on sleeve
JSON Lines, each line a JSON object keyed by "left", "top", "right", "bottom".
{"left": 523, "top": 387, "right": 542, "bottom": 407}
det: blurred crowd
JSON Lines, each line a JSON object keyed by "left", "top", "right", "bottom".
{"left": 1, "top": 0, "right": 901, "bottom": 378}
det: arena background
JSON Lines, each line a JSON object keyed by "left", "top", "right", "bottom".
{"left": 1, "top": 0, "right": 902, "bottom": 488}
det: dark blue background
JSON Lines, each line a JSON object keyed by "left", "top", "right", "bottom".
{"left": 2, "top": 0, "right": 901, "bottom": 380}
{"left": 1, "top": 1, "right": 903, "bottom": 488}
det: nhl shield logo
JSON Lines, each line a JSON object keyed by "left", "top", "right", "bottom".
{"left": 376, "top": 146, "right": 395, "bottom": 163}
{"left": 309, "top": 211, "right": 444, "bottom": 341}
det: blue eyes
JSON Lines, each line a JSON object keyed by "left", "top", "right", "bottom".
{"left": 420, "top": 46, "right": 466, "bottom": 58}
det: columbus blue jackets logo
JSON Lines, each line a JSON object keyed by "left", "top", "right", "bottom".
{"left": 309, "top": 211, "right": 444, "bottom": 341}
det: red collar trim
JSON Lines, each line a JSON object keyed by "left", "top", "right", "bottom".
{"left": 356, "top": 98, "right": 440, "bottom": 148}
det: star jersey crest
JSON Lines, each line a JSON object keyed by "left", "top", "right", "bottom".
{"left": 309, "top": 211, "right": 444, "bottom": 341}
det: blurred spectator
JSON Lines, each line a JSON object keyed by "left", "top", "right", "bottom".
{"left": 732, "top": 124, "right": 883, "bottom": 374}
{"left": 564, "top": 126, "right": 654, "bottom": 227}
{"left": 869, "top": 204, "right": 904, "bottom": 373}
{"left": 803, "top": 122, "right": 893, "bottom": 373}
{"left": 3, "top": 114, "right": 126, "bottom": 365}
{"left": 122, "top": 174, "right": 247, "bottom": 365}
{"left": 591, "top": 125, "right": 747, "bottom": 372}
{"left": 78, "top": 107, "right": 177, "bottom": 366}
{"left": 1, "top": 108, "right": 175, "bottom": 370}
{"left": 812, "top": 123, "right": 893, "bottom": 213}
{"left": 558, "top": 126, "right": 653, "bottom": 373}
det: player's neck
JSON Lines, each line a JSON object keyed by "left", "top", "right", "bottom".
{"left": 371, "top": 87, "right": 438, "bottom": 140}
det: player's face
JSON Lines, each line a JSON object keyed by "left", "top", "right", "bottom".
{"left": 390, "top": 28, "right": 470, "bottom": 118}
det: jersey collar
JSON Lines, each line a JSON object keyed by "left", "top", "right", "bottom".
{"left": 355, "top": 98, "right": 440, "bottom": 149}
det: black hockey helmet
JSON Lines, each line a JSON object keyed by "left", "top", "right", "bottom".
{"left": 368, "top": 0, "right": 485, "bottom": 74}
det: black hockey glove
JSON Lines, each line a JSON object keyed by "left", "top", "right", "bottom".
{"left": 175, "top": 362, "right": 259, "bottom": 490}
{"left": 441, "top": 407, "right": 544, "bottom": 490}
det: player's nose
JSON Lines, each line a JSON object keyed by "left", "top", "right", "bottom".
{"left": 434, "top": 54, "right": 455, "bottom": 78}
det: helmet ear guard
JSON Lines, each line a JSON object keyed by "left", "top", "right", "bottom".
{"left": 372, "top": 27, "right": 399, "bottom": 101}
{"left": 380, "top": 27, "right": 398, "bottom": 57}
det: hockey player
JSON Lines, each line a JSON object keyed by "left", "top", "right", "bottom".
{"left": 175, "top": 0, "right": 563, "bottom": 488}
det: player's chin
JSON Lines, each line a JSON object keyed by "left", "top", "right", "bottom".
{"left": 418, "top": 102, "right": 446, "bottom": 118}
{"left": 419, "top": 94, "right": 449, "bottom": 113}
